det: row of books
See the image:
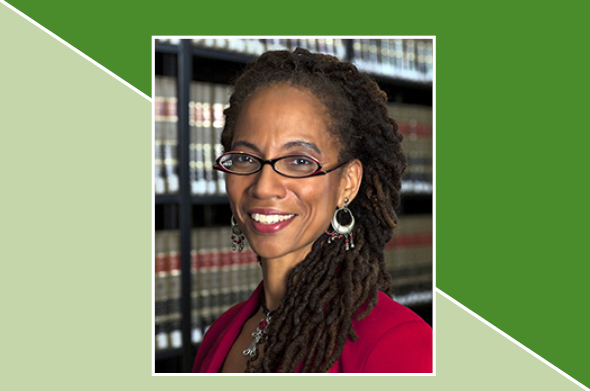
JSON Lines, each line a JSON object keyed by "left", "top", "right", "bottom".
{"left": 154, "top": 76, "right": 179, "bottom": 195}
{"left": 154, "top": 78, "right": 433, "bottom": 196}
{"left": 155, "top": 77, "right": 231, "bottom": 196}
{"left": 352, "top": 39, "right": 433, "bottom": 82}
{"left": 155, "top": 228, "right": 262, "bottom": 350}
{"left": 154, "top": 214, "right": 432, "bottom": 351}
{"left": 155, "top": 230, "right": 181, "bottom": 350}
{"left": 191, "top": 38, "right": 348, "bottom": 60}
{"left": 389, "top": 104, "right": 433, "bottom": 194}
{"left": 191, "top": 227, "right": 262, "bottom": 344}
{"left": 156, "top": 38, "right": 347, "bottom": 59}
{"left": 155, "top": 38, "right": 433, "bottom": 82}
{"left": 385, "top": 214, "right": 433, "bottom": 305}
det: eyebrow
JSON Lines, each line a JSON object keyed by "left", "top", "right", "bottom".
{"left": 284, "top": 141, "right": 322, "bottom": 155}
{"left": 231, "top": 140, "right": 322, "bottom": 155}
{"left": 231, "top": 141, "right": 260, "bottom": 153}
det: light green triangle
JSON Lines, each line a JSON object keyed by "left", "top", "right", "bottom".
{"left": 428, "top": 292, "right": 585, "bottom": 390}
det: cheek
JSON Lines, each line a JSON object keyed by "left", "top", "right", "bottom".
{"left": 225, "top": 176, "right": 247, "bottom": 212}
{"left": 298, "top": 180, "right": 340, "bottom": 222}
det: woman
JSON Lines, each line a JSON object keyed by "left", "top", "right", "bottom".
{"left": 193, "top": 48, "right": 432, "bottom": 373}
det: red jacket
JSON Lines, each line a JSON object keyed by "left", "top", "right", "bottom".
{"left": 193, "top": 282, "right": 432, "bottom": 373}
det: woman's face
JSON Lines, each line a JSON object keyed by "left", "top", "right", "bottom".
{"left": 226, "top": 84, "right": 348, "bottom": 266}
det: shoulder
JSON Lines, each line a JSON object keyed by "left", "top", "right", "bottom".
{"left": 192, "top": 301, "right": 248, "bottom": 372}
{"left": 200, "top": 300, "right": 247, "bottom": 347}
{"left": 340, "top": 291, "right": 432, "bottom": 373}
{"left": 193, "top": 282, "right": 264, "bottom": 373}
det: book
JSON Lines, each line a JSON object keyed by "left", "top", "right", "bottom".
{"left": 190, "top": 82, "right": 207, "bottom": 195}
{"left": 154, "top": 231, "right": 169, "bottom": 350}
{"left": 160, "top": 76, "right": 179, "bottom": 194}
{"left": 387, "top": 103, "right": 433, "bottom": 194}
{"left": 167, "top": 231, "right": 182, "bottom": 349}
{"left": 384, "top": 215, "right": 433, "bottom": 306}
{"left": 187, "top": 38, "right": 432, "bottom": 81}
{"left": 199, "top": 83, "right": 216, "bottom": 195}
{"left": 154, "top": 76, "right": 166, "bottom": 195}
{"left": 191, "top": 227, "right": 263, "bottom": 340}
{"left": 191, "top": 229, "right": 203, "bottom": 343}
{"left": 348, "top": 39, "right": 433, "bottom": 82}
{"left": 212, "top": 84, "right": 230, "bottom": 195}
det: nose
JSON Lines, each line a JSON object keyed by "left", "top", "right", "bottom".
{"left": 249, "top": 163, "right": 287, "bottom": 200}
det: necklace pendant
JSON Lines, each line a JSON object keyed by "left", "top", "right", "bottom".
{"left": 243, "top": 336, "right": 260, "bottom": 357}
{"left": 242, "top": 316, "right": 270, "bottom": 357}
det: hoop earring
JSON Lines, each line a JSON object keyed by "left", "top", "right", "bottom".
{"left": 326, "top": 197, "right": 355, "bottom": 250}
{"left": 231, "top": 216, "right": 245, "bottom": 252}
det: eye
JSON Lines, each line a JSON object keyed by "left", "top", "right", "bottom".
{"left": 278, "top": 155, "right": 319, "bottom": 175}
{"left": 286, "top": 156, "right": 315, "bottom": 166}
{"left": 235, "top": 154, "right": 256, "bottom": 164}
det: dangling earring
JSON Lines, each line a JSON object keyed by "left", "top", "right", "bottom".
{"left": 326, "top": 197, "right": 355, "bottom": 250}
{"left": 231, "top": 216, "right": 245, "bottom": 252}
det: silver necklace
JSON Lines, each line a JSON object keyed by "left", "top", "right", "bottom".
{"left": 242, "top": 290, "right": 274, "bottom": 357}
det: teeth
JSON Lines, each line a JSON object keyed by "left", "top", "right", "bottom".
{"left": 251, "top": 213, "right": 295, "bottom": 225}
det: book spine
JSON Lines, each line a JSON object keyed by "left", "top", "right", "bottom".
{"left": 393, "top": 39, "right": 404, "bottom": 78}
{"left": 219, "top": 227, "right": 232, "bottom": 314}
{"left": 326, "top": 38, "right": 336, "bottom": 56}
{"left": 200, "top": 83, "right": 216, "bottom": 195}
{"left": 162, "top": 77, "right": 179, "bottom": 194}
{"left": 425, "top": 41, "right": 433, "bottom": 82}
{"left": 379, "top": 39, "right": 391, "bottom": 75}
{"left": 191, "top": 229, "right": 203, "bottom": 343}
{"left": 154, "top": 76, "right": 166, "bottom": 195}
{"left": 417, "top": 41, "right": 427, "bottom": 81}
{"left": 361, "top": 39, "right": 371, "bottom": 70}
{"left": 193, "top": 82, "right": 207, "bottom": 195}
{"left": 198, "top": 229, "right": 214, "bottom": 333}
{"left": 230, "top": 239, "right": 242, "bottom": 305}
{"left": 189, "top": 82, "right": 198, "bottom": 195}
{"left": 369, "top": 39, "right": 378, "bottom": 73}
{"left": 167, "top": 230, "right": 182, "bottom": 348}
{"left": 388, "top": 103, "right": 433, "bottom": 194}
{"left": 335, "top": 39, "right": 346, "bottom": 60}
{"left": 154, "top": 231, "right": 169, "bottom": 350}
{"left": 212, "top": 84, "right": 228, "bottom": 195}
{"left": 238, "top": 246, "right": 249, "bottom": 302}
{"left": 209, "top": 229, "right": 222, "bottom": 319}
{"left": 317, "top": 38, "right": 327, "bottom": 54}
{"left": 403, "top": 40, "right": 417, "bottom": 80}
{"left": 384, "top": 215, "right": 433, "bottom": 304}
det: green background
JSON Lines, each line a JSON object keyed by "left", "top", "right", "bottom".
{"left": 1, "top": 1, "right": 589, "bottom": 389}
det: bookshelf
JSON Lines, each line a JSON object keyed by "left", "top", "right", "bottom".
{"left": 154, "top": 38, "right": 433, "bottom": 373}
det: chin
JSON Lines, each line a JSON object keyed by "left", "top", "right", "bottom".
{"left": 246, "top": 240, "right": 286, "bottom": 260}
{"left": 247, "top": 237, "right": 315, "bottom": 264}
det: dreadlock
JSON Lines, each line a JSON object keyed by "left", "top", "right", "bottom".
{"left": 221, "top": 48, "right": 407, "bottom": 372}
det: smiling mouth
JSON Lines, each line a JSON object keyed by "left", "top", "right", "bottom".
{"left": 250, "top": 213, "right": 296, "bottom": 225}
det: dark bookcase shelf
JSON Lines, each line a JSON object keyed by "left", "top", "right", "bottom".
{"left": 155, "top": 42, "right": 179, "bottom": 54}
{"left": 155, "top": 348, "right": 183, "bottom": 361}
{"left": 155, "top": 194, "right": 179, "bottom": 205}
{"left": 191, "top": 195, "right": 229, "bottom": 205}
{"left": 190, "top": 46, "right": 258, "bottom": 64}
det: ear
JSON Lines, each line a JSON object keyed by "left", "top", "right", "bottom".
{"left": 338, "top": 159, "right": 363, "bottom": 207}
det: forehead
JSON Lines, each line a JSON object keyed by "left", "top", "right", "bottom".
{"left": 233, "top": 84, "right": 339, "bottom": 156}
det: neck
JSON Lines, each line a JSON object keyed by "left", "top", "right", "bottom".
{"left": 260, "top": 259, "right": 291, "bottom": 311}
{"left": 260, "top": 251, "right": 309, "bottom": 311}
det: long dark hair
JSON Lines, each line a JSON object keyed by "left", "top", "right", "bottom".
{"left": 222, "top": 48, "right": 406, "bottom": 372}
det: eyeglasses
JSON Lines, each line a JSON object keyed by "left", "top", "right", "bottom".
{"left": 214, "top": 152, "right": 348, "bottom": 178}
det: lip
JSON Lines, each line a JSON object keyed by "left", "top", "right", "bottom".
{"left": 246, "top": 208, "right": 296, "bottom": 235}
{"left": 248, "top": 208, "right": 293, "bottom": 216}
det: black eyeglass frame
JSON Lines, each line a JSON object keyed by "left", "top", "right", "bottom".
{"left": 213, "top": 152, "right": 349, "bottom": 179}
